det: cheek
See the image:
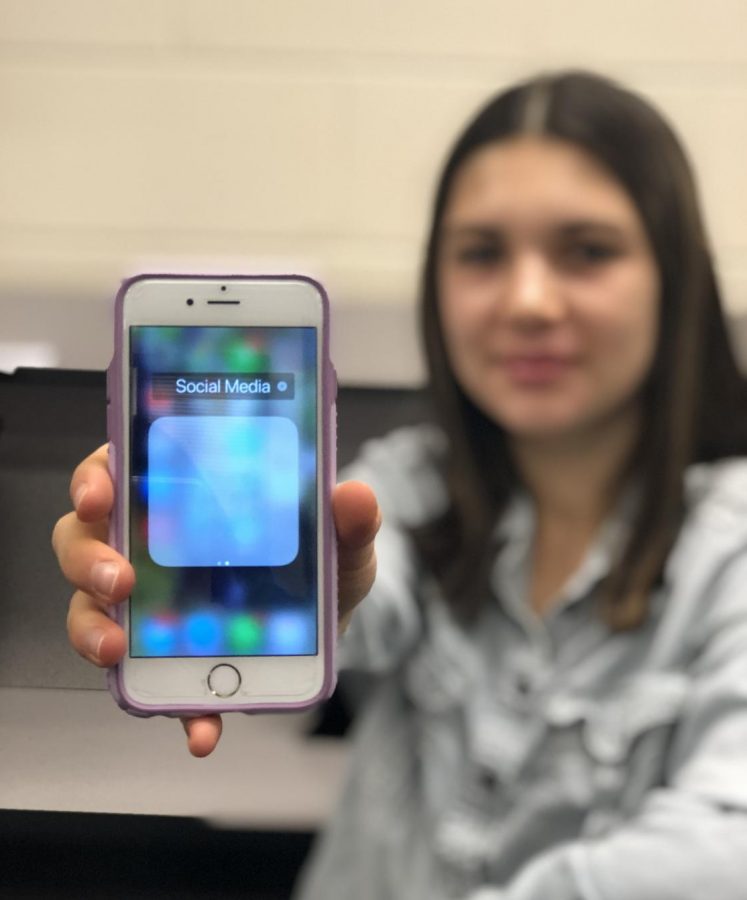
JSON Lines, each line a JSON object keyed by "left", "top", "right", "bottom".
{"left": 583, "top": 290, "right": 659, "bottom": 393}
{"left": 438, "top": 287, "right": 477, "bottom": 363}
{"left": 438, "top": 266, "right": 499, "bottom": 350}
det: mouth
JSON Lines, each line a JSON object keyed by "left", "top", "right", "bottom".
{"left": 499, "top": 354, "right": 576, "bottom": 385}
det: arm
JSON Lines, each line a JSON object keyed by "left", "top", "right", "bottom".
{"left": 466, "top": 550, "right": 747, "bottom": 900}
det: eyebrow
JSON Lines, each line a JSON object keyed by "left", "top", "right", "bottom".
{"left": 442, "top": 220, "right": 629, "bottom": 240}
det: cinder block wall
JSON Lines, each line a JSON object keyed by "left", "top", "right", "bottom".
{"left": 2, "top": 1, "right": 746, "bottom": 382}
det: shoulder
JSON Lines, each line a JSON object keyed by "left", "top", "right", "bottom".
{"left": 665, "top": 458, "right": 747, "bottom": 619}
{"left": 684, "top": 457, "right": 747, "bottom": 536}
{"left": 656, "top": 458, "right": 747, "bottom": 676}
{"left": 341, "top": 424, "right": 450, "bottom": 526}
{"left": 643, "top": 460, "right": 747, "bottom": 666}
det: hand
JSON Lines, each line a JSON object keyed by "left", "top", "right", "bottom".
{"left": 52, "top": 445, "right": 381, "bottom": 758}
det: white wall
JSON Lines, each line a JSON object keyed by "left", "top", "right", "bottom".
{"left": 1, "top": 1, "right": 746, "bottom": 382}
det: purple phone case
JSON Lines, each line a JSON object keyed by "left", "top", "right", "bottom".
{"left": 106, "top": 273, "right": 338, "bottom": 717}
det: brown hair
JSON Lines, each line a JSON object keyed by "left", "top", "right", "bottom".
{"left": 414, "top": 70, "right": 747, "bottom": 630}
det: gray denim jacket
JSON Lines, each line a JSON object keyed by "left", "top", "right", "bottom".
{"left": 297, "top": 426, "right": 747, "bottom": 900}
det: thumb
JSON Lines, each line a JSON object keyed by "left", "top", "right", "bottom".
{"left": 333, "top": 481, "right": 381, "bottom": 632}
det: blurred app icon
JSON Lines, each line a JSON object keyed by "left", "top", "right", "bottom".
{"left": 184, "top": 609, "right": 223, "bottom": 656}
{"left": 139, "top": 614, "right": 179, "bottom": 656}
{"left": 265, "top": 610, "right": 315, "bottom": 655}
{"left": 227, "top": 613, "right": 264, "bottom": 654}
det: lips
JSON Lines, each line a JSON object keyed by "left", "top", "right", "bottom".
{"left": 499, "top": 354, "right": 576, "bottom": 385}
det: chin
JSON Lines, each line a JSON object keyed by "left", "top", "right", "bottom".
{"left": 495, "top": 400, "right": 640, "bottom": 446}
{"left": 480, "top": 399, "right": 586, "bottom": 439}
{"left": 502, "top": 420, "right": 583, "bottom": 442}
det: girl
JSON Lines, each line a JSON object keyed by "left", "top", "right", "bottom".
{"left": 55, "top": 71, "right": 747, "bottom": 898}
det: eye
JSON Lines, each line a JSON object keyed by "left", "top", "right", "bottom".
{"left": 456, "top": 243, "right": 504, "bottom": 267}
{"left": 561, "top": 241, "right": 620, "bottom": 267}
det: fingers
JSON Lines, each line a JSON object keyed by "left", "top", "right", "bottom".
{"left": 333, "top": 481, "right": 381, "bottom": 634}
{"left": 52, "top": 512, "right": 134, "bottom": 606}
{"left": 181, "top": 716, "right": 223, "bottom": 758}
{"left": 53, "top": 441, "right": 133, "bottom": 608}
{"left": 67, "top": 590, "right": 127, "bottom": 666}
{"left": 69, "top": 444, "right": 115, "bottom": 524}
{"left": 68, "top": 589, "right": 223, "bottom": 758}
{"left": 56, "top": 446, "right": 134, "bottom": 667}
{"left": 62, "top": 444, "right": 226, "bottom": 759}
{"left": 69, "top": 589, "right": 223, "bottom": 758}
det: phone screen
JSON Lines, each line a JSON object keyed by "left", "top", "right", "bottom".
{"left": 128, "top": 325, "right": 318, "bottom": 658}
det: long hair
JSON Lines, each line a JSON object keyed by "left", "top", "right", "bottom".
{"left": 413, "top": 70, "right": 747, "bottom": 630}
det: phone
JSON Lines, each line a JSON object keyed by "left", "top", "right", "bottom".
{"left": 106, "top": 274, "right": 337, "bottom": 716}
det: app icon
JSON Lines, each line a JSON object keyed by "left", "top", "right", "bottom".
{"left": 139, "top": 614, "right": 178, "bottom": 656}
{"left": 227, "top": 614, "right": 264, "bottom": 654}
{"left": 265, "top": 611, "right": 315, "bottom": 655}
{"left": 184, "top": 609, "right": 223, "bottom": 655}
{"left": 148, "top": 415, "right": 300, "bottom": 568}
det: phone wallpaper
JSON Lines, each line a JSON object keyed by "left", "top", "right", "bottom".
{"left": 129, "top": 326, "right": 318, "bottom": 658}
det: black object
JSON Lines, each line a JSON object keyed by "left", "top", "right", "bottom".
{"left": 0, "top": 809, "right": 313, "bottom": 899}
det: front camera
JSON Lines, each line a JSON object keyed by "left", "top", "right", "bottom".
{"left": 186, "top": 298, "right": 194, "bottom": 306}
{"left": 220, "top": 285, "right": 227, "bottom": 292}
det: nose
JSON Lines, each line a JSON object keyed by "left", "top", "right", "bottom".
{"left": 503, "top": 252, "right": 564, "bottom": 327}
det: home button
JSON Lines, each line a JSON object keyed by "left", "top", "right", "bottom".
{"left": 207, "top": 664, "right": 241, "bottom": 698}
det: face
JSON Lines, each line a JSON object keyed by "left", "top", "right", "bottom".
{"left": 437, "top": 137, "right": 660, "bottom": 445}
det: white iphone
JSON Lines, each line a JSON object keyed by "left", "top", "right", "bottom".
{"left": 106, "top": 274, "right": 337, "bottom": 716}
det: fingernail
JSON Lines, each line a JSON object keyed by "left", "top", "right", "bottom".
{"left": 91, "top": 560, "right": 119, "bottom": 599}
{"left": 74, "top": 484, "right": 89, "bottom": 510}
{"left": 86, "top": 629, "right": 106, "bottom": 662}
